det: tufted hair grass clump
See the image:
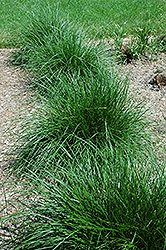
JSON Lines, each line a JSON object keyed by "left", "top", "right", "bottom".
{"left": 10, "top": 3, "right": 109, "bottom": 82}
{"left": 2, "top": 146, "right": 166, "bottom": 249}
{"left": 11, "top": 70, "right": 152, "bottom": 176}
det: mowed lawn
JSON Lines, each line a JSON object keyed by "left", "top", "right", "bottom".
{"left": 0, "top": 0, "right": 166, "bottom": 47}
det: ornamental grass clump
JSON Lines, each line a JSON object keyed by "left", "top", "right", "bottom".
{"left": 11, "top": 72, "right": 152, "bottom": 175}
{"left": 11, "top": 4, "right": 108, "bottom": 82}
{"left": 2, "top": 147, "right": 166, "bottom": 249}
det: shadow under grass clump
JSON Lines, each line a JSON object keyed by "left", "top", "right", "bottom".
{"left": 2, "top": 148, "right": 166, "bottom": 249}
{"left": 11, "top": 72, "right": 152, "bottom": 176}
{"left": 10, "top": 4, "right": 109, "bottom": 82}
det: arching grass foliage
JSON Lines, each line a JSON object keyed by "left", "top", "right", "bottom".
{"left": 11, "top": 72, "right": 152, "bottom": 175}
{"left": 2, "top": 147, "right": 166, "bottom": 249}
{"left": 10, "top": 4, "right": 109, "bottom": 81}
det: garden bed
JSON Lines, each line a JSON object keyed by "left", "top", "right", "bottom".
{"left": 0, "top": 48, "right": 166, "bottom": 248}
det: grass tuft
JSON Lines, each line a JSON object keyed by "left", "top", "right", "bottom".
{"left": 2, "top": 148, "right": 166, "bottom": 249}
{"left": 11, "top": 72, "right": 153, "bottom": 175}
{"left": 10, "top": 4, "right": 109, "bottom": 81}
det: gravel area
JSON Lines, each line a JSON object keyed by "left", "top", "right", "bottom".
{"left": 0, "top": 49, "right": 166, "bottom": 247}
{"left": 120, "top": 53, "right": 166, "bottom": 150}
{"left": 0, "top": 49, "right": 31, "bottom": 248}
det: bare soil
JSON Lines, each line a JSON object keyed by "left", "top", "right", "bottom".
{"left": 120, "top": 53, "right": 166, "bottom": 149}
{"left": 0, "top": 49, "right": 166, "bottom": 247}
{"left": 0, "top": 49, "right": 32, "bottom": 247}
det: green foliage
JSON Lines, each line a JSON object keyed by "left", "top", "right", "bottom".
{"left": 1, "top": 3, "right": 165, "bottom": 250}
{"left": 10, "top": 5, "right": 108, "bottom": 80}
{"left": 0, "top": 0, "right": 165, "bottom": 47}
{"left": 2, "top": 148, "right": 166, "bottom": 249}
{"left": 11, "top": 72, "right": 152, "bottom": 175}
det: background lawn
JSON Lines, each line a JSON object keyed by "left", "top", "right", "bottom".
{"left": 0, "top": 0, "right": 166, "bottom": 47}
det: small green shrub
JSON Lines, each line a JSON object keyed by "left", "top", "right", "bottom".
{"left": 2, "top": 148, "right": 166, "bottom": 249}
{"left": 11, "top": 72, "right": 152, "bottom": 175}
